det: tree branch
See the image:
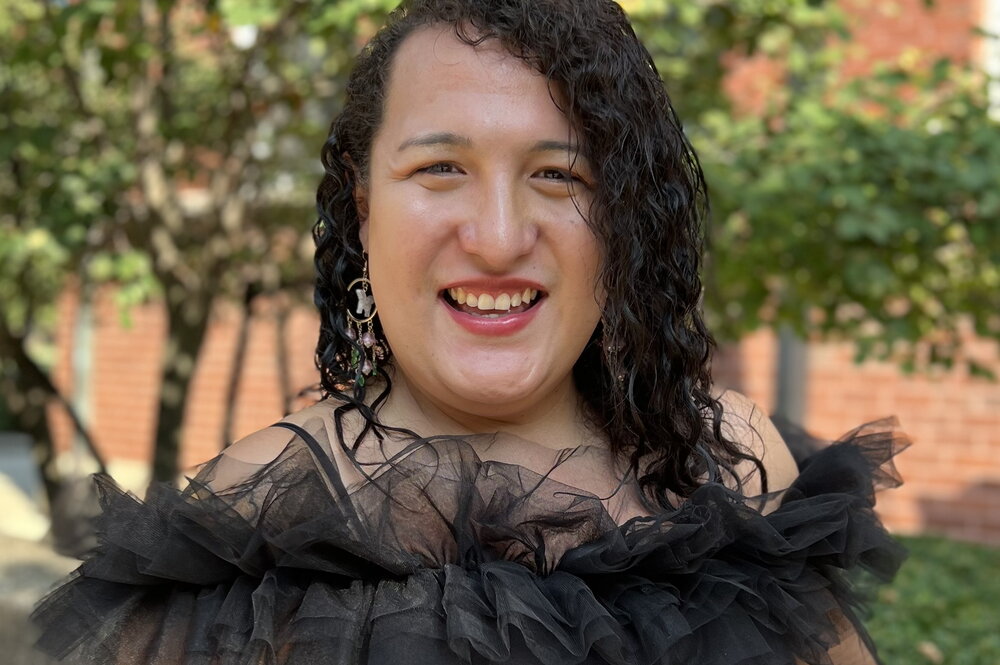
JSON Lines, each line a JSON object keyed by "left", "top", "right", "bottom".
{"left": 209, "top": 0, "right": 309, "bottom": 204}
{"left": 131, "top": 0, "right": 191, "bottom": 283}
{"left": 38, "top": 0, "right": 112, "bottom": 151}
{"left": 0, "top": 316, "right": 106, "bottom": 474}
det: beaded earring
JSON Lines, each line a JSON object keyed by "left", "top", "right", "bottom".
{"left": 601, "top": 320, "right": 626, "bottom": 386}
{"left": 345, "top": 255, "right": 385, "bottom": 383}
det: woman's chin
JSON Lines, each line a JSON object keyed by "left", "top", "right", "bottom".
{"left": 442, "top": 365, "right": 552, "bottom": 410}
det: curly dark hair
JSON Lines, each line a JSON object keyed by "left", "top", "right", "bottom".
{"left": 313, "top": 0, "right": 765, "bottom": 506}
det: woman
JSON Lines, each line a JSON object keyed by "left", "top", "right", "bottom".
{"left": 33, "top": 0, "right": 907, "bottom": 663}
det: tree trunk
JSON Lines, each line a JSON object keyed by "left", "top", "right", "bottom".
{"left": 0, "top": 319, "right": 105, "bottom": 502}
{"left": 275, "top": 297, "right": 294, "bottom": 415}
{"left": 774, "top": 324, "right": 808, "bottom": 424}
{"left": 221, "top": 283, "right": 258, "bottom": 449}
{"left": 0, "top": 373, "right": 59, "bottom": 506}
{"left": 152, "top": 286, "right": 212, "bottom": 483}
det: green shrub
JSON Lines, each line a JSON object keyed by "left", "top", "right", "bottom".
{"left": 869, "top": 535, "right": 1000, "bottom": 665}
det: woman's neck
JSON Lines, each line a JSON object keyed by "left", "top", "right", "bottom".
{"left": 375, "top": 368, "right": 606, "bottom": 451}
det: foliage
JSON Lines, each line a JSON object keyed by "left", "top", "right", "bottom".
{"left": 0, "top": 0, "right": 399, "bottom": 325}
{"left": 701, "top": 61, "right": 1000, "bottom": 375}
{"left": 627, "top": 0, "right": 999, "bottom": 373}
{"left": 627, "top": 0, "right": 848, "bottom": 121}
{"left": 868, "top": 535, "right": 1000, "bottom": 665}
{"left": 0, "top": 1, "right": 152, "bottom": 330}
{"left": 0, "top": 0, "right": 398, "bottom": 480}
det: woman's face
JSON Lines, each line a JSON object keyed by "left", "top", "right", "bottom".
{"left": 359, "top": 25, "right": 604, "bottom": 421}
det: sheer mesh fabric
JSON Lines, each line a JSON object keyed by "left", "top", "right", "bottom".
{"left": 33, "top": 403, "right": 907, "bottom": 664}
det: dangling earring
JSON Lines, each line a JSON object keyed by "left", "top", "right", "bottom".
{"left": 601, "top": 320, "right": 625, "bottom": 386}
{"left": 345, "top": 255, "right": 385, "bottom": 383}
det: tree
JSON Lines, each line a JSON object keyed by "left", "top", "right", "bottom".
{"left": 627, "top": 0, "right": 999, "bottom": 375}
{"left": 703, "top": 62, "right": 999, "bottom": 374}
{"left": 1, "top": 0, "right": 124, "bottom": 500}
{"left": 1, "top": 0, "right": 396, "bottom": 483}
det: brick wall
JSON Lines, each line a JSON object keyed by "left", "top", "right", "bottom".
{"left": 715, "top": 330, "right": 1000, "bottom": 545}
{"left": 50, "top": 289, "right": 319, "bottom": 472}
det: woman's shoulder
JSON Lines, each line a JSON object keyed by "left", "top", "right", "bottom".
{"left": 209, "top": 398, "right": 371, "bottom": 489}
{"left": 219, "top": 399, "right": 351, "bottom": 459}
{"left": 715, "top": 389, "right": 799, "bottom": 498}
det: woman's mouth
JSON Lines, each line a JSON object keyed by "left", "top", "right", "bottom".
{"left": 440, "top": 285, "right": 546, "bottom": 336}
{"left": 442, "top": 287, "right": 544, "bottom": 317}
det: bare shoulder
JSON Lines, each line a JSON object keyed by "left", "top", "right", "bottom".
{"left": 198, "top": 424, "right": 297, "bottom": 492}
{"left": 207, "top": 399, "right": 364, "bottom": 489}
{"left": 218, "top": 398, "right": 355, "bottom": 466}
{"left": 716, "top": 390, "right": 799, "bottom": 497}
{"left": 220, "top": 425, "right": 298, "bottom": 466}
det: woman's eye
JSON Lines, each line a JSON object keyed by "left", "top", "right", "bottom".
{"left": 537, "top": 168, "right": 593, "bottom": 189}
{"left": 419, "top": 162, "right": 460, "bottom": 175}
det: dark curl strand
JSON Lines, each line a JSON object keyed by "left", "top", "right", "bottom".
{"left": 313, "top": 0, "right": 766, "bottom": 507}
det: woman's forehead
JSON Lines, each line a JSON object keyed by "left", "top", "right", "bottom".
{"left": 392, "top": 24, "right": 538, "bottom": 89}
{"left": 380, "top": 25, "right": 573, "bottom": 139}
{"left": 388, "top": 25, "right": 548, "bottom": 101}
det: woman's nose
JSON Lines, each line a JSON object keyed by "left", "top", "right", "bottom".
{"left": 457, "top": 179, "right": 538, "bottom": 270}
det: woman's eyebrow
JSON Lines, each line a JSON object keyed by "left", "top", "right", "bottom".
{"left": 530, "top": 140, "right": 580, "bottom": 155}
{"left": 397, "top": 134, "right": 581, "bottom": 156}
{"left": 397, "top": 131, "right": 472, "bottom": 151}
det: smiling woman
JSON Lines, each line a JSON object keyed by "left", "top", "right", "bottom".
{"left": 32, "top": 1, "right": 907, "bottom": 664}
{"left": 359, "top": 26, "right": 604, "bottom": 425}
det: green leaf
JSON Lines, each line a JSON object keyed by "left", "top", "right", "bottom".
{"left": 219, "top": 0, "right": 279, "bottom": 27}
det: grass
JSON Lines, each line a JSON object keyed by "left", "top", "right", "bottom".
{"left": 867, "top": 535, "right": 1000, "bottom": 665}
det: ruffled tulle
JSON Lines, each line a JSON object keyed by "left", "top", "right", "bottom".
{"left": 32, "top": 415, "right": 907, "bottom": 665}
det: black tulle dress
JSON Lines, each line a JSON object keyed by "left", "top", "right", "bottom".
{"left": 32, "top": 405, "right": 907, "bottom": 665}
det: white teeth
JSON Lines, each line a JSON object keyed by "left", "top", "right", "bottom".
{"left": 448, "top": 287, "right": 542, "bottom": 312}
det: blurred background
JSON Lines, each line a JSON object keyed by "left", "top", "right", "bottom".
{"left": 1, "top": 0, "right": 997, "bottom": 663}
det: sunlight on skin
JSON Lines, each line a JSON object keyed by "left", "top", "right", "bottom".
{"left": 356, "top": 25, "right": 606, "bottom": 449}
